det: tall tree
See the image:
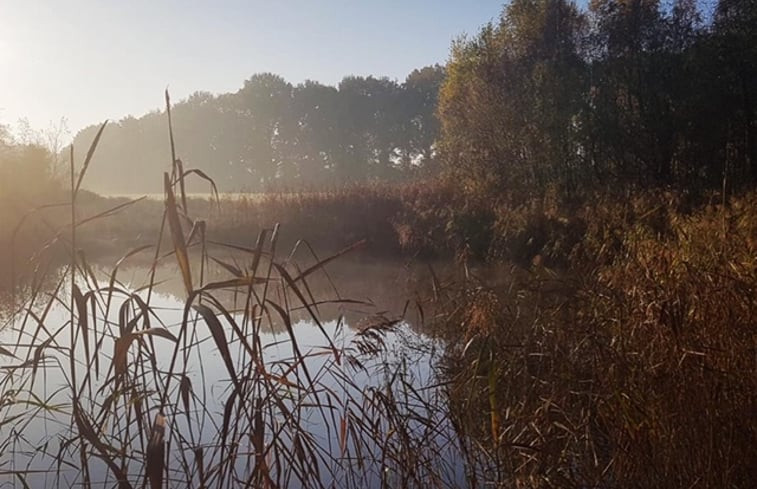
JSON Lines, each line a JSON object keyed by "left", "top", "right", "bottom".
{"left": 712, "top": 0, "right": 757, "bottom": 183}
{"left": 233, "top": 73, "right": 293, "bottom": 187}
{"left": 439, "top": 0, "right": 587, "bottom": 195}
{"left": 401, "top": 65, "right": 446, "bottom": 172}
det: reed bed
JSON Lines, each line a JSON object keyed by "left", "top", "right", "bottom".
{"left": 0, "top": 94, "right": 463, "bottom": 489}
{"left": 433, "top": 192, "right": 757, "bottom": 488}
{"left": 0, "top": 93, "right": 755, "bottom": 489}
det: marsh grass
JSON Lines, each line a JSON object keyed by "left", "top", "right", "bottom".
{"left": 1, "top": 92, "right": 755, "bottom": 489}
{"left": 434, "top": 193, "right": 757, "bottom": 488}
{"left": 0, "top": 93, "right": 463, "bottom": 489}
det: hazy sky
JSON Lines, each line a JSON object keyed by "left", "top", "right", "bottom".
{"left": 0, "top": 0, "right": 504, "bottom": 137}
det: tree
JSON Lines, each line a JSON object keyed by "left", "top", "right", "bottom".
{"left": 401, "top": 65, "right": 446, "bottom": 173}
{"left": 233, "top": 73, "right": 293, "bottom": 187}
{"left": 439, "top": 0, "right": 588, "bottom": 195}
{"left": 67, "top": 67, "right": 448, "bottom": 193}
{"left": 288, "top": 81, "right": 341, "bottom": 185}
{"left": 712, "top": 0, "right": 757, "bottom": 183}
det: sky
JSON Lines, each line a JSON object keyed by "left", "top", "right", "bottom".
{"left": 0, "top": 0, "right": 505, "bottom": 138}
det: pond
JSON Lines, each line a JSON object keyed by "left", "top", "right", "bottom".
{"left": 0, "top": 250, "right": 472, "bottom": 488}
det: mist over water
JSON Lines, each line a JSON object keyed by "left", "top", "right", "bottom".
{"left": 0, "top": 255, "right": 468, "bottom": 488}
{"left": 1, "top": 0, "right": 755, "bottom": 486}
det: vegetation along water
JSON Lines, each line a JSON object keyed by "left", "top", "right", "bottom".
{"left": 0, "top": 0, "right": 755, "bottom": 488}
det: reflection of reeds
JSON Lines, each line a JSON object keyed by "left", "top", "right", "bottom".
{"left": 0, "top": 93, "right": 460, "bottom": 489}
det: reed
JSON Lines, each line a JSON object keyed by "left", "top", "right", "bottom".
{"left": 0, "top": 94, "right": 755, "bottom": 489}
{"left": 433, "top": 192, "right": 757, "bottom": 488}
{"left": 0, "top": 93, "right": 460, "bottom": 489}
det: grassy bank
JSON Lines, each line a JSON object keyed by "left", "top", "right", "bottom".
{"left": 2, "top": 111, "right": 755, "bottom": 488}
{"left": 64, "top": 181, "right": 715, "bottom": 264}
{"left": 430, "top": 190, "right": 757, "bottom": 487}
{"left": 65, "top": 180, "right": 757, "bottom": 486}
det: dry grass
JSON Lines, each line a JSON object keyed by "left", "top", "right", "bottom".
{"left": 432, "top": 191, "right": 757, "bottom": 488}
{"left": 0, "top": 96, "right": 755, "bottom": 488}
{"left": 0, "top": 95, "right": 465, "bottom": 489}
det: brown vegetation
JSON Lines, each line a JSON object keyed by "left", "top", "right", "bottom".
{"left": 434, "top": 191, "right": 757, "bottom": 487}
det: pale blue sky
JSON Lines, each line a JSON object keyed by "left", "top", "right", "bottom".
{"left": 0, "top": 0, "right": 505, "bottom": 136}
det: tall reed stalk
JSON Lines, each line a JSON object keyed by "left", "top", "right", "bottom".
{"left": 0, "top": 93, "right": 462, "bottom": 489}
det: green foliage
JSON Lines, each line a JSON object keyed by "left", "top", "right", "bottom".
{"left": 438, "top": 0, "right": 757, "bottom": 195}
{"left": 439, "top": 0, "right": 587, "bottom": 195}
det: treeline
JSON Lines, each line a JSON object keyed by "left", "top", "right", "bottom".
{"left": 73, "top": 67, "right": 444, "bottom": 194}
{"left": 440, "top": 0, "right": 757, "bottom": 196}
{"left": 71, "top": 0, "right": 756, "bottom": 197}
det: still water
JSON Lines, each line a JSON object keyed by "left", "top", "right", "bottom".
{"left": 0, "top": 253, "right": 468, "bottom": 488}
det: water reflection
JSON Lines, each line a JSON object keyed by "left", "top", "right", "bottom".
{"left": 117, "top": 254, "right": 436, "bottom": 329}
{"left": 0, "top": 252, "right": 467, "bottom": 488}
